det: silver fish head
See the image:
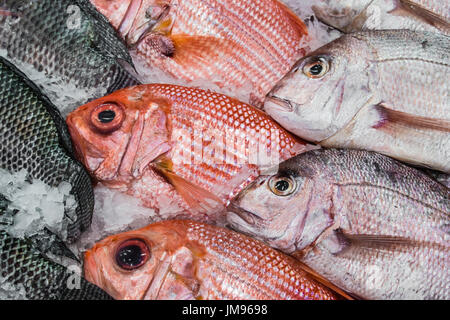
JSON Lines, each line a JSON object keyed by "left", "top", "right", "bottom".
{"left": 264, "top": 34, "right": 378, "bottom": 143}
{"left": 226, "top": 155, "right": 333, "bottom": 253}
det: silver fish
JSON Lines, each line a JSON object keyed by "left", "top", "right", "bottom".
{"left": 312, "top": 0, "right": 449, "bottom": 34}
{"left": 265, "top": 30, "right": 450, "bottom": 173}
{"left": 227, "top": 148, "right": 450, "bottom": 300}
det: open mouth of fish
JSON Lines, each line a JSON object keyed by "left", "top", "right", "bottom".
{"left": 226, "top": 202, "right": 264, "bottom": 226}
{"left": 264, "top": 96, "right": 295, "bottom": 113}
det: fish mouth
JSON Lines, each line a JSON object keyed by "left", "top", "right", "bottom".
{"left": 226, "top": 202, "right": 263, "bottom": 226}
{"left": 264, "top": 96, "right": 294, "bottom": 113}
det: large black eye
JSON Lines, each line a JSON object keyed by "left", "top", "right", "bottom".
{"left": 115, "top": 239, "right": 150, "bottom": 270}
{"left": 98, "top": 110, "right": 116, "bottom": 123}
{"left": 268, "top": 175, "right": 297, "bottom": 196}
{"left": 303, "top": 57, "right": 330, "bottom": 78}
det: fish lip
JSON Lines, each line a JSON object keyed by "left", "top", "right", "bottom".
{"left": 264, "top": 96, "right": 295, "bottom": 113}
{"left": 226, "top": 202, "right": 263, "bottom": 226}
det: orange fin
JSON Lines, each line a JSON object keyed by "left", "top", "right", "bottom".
{"left": 293, "top": 260, "right": 357, "bottom": 300}
{"left": 275, "top": 1, "right": 308, "bottom": 36}
{"left": 153, "top": 157, "right": 224, "bottom": 213}
{"left": 169, "top": 34, "right": 237, "bottom": 67}
{"left": 390, "top": 0, "right": 450, "bottom": 32}
{"left": 373, "top": 104, "right": 450, "bottom": 132}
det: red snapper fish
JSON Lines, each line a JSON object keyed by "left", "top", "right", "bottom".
{"left": 89, "top": 0, "right": 309, "bottom": 105}
{"left": 84, "top": 220, "right": 342, "bottom": 300}
{"left": 66, "top": 84, "right": 311, "bottom": 220}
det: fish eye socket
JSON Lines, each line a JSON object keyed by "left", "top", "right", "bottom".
{"left": 115, "top": 239, "right": 150, "bottom": 271}
{"left": 303, "top": 57, "right": 330, "bottom": 79}
{"left": 268, "top": 176, "right": 297, "bottom": 196}
{"left": 90, "top": 102, "right": 125, "bottom": 133}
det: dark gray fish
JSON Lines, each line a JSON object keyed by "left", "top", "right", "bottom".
{"left": 227, "top": 148, "right": 450, "bottom": 299}
{"left": 1, "top": 194, "right": 111, "bottom": 300}
{"left": 0, "top": 57, "right": 93, "bottom": 243}
{"left": 0, "top": 0, "right": 139, "bottom": 116}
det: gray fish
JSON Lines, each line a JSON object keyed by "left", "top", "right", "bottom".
{"left": 0, "top": 0, "right": 139, "bottom": 116}
{"left": 265, "top": 30, "right": 450, "bottom": 173}
{"left": 312, "top": 0, "right": 450, "bottom": 34}
{"left": 0, "top": 56, "right": 112, "bottom": 299}
{"left": 0, "top": 194, "right": 112, "bottom": 300}
{"left": 227, "top": 148, "right": 450, "bottom": 300}
{"left": 0, "top": 57, "right": 93, "bottom": 243}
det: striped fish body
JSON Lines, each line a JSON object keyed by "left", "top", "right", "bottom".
{"left": 90, "top": 0, "right": 308, "bottom": 105}
{"left": 84, "top": 220, "right": 340, "bottom": 300}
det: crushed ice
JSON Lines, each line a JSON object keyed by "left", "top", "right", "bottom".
{"left": 0, "top": 168, "right": 75, "bottom": 241}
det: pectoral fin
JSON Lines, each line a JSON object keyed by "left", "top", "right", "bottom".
{"left": 373, "top": 103, "right": 450, "bottom": 133}
{"left": 153, "top": 156, "right": 224, "bottom": 213}
{"left": 390, "top": 0, "right": 450, "bottom": 32}
{"left": 169, "top": 34, "right": 237, "bottom": 66}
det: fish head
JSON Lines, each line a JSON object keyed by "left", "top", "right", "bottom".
{"left": 264, "top": 34, "right": 378, "bottom": 143}
{"left": 84, "top": 221, "right": 194, "bottom": 300}
{"left": 311, "top": 0, "right": 374, "bottom": 32}
{"left": 66, "top": 86, "right": 172, "bottom": 186}
{"left": 226, "top": 158, "right": 322, "bottom": 253}
{"left": 90, "top": 0, "right": 175, "bottom": 48}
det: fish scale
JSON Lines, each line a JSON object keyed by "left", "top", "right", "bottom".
{"left": 67, "top": 84, "right": 309, "bottom": 218}
{"left": 188, "top": 222, "right": 326, "bottom": 300}
{"left": 91, "top": 0, "right": 308, "bottom": 105}
{"left": 266, "top": 30, "right": 450, "bottom": 173}
{"left": 0, "top": 226, "right": 111, "bottom": 300}
{"left": 0, "top": 0, "right": 139, "bottom": 116}
{"left": 149, "top": 85, "right": 304, "bottom": 202}
{"left": 84, "top": 220, "right": 340, "bottom": 300}
{"left": 0, "top": 59, "right": 95, "bottom": 241}
{"left": 228, "top": 148, "right": 449, "bottom": 299}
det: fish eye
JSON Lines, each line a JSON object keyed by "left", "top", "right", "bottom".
{"left": 303, "top": 56, "right": 330, "bottom": 79}
{"left": 115, "top": 239, "right": 150, "bottom": 271}
{"left": 98, "top": 110, "right": 116, "bottom": 123}
{"left": 268, "top": 175, "right": 297, "bottom": 196}
{"left": 90, "top": 102, "right": 125, "bottom": 133}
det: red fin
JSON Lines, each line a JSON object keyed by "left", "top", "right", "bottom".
{"left": 373, "top": 104, "right": 450, "bottom": 132}
{"left": 390, "top": 0, "right": 450, "bottom": 32}
{"left": 153, "top": 157, "right": 224, "bottom": 213}
{"left": 275, "top": 1, "right": 308, "bottom": 36}
{"left": 169, "top": 34, "right": 237, "bottom": 66}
